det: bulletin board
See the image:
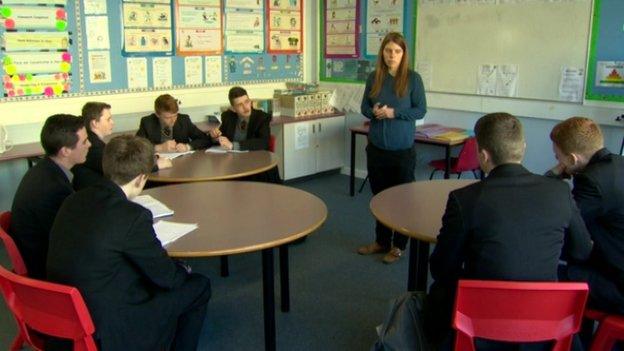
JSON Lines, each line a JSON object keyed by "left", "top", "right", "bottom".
{"left": 415, "top": 0, "right": 592, "bottom": 102}
{"left": 0, "top": 0, "right": 304, "bottom": 102}
{"left": 319, "top": 0, "right": 417, "bottom": 83}
{"left": 585, "top": 0, "right": 624, "bottom": 104}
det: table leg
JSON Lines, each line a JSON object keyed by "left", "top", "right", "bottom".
{"left": 444, "top": 145, "right": 451, "bottom": 179}
{"left": 350, "top": 130, "right": 356, "bottom": 196}
{"left": 416, "top": 241, "right": 430, "bottom": 292}
{"left": 262, "top": 248, "right": 276, "bottom": 351}
{"left": 407, "top": 238, "right": 418, "bottom": 291}
{"left": 220, "top": 256, "right": 229, "bottom": 277}
{"left": 407, "top": 238, "right": 430, "bottom": 292}
{"left": 279, "top": 245, "right": 290, "bottom": 312}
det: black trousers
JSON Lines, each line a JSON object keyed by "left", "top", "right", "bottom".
{"left": 366, "top": 143, "right": 416, "bottom": 250}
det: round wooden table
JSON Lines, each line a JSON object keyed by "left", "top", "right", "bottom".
{"left": 143, "top": 181, "right": 327, "bottom": 351}
{"left": 148, "top": 150, "right": 278, "bottom": 183}
{"left": 370, "top": 179, "right": 477, "bottom": 291}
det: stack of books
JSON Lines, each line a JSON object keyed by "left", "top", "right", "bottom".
{"left": 415, "top": 124, "right": 469, "bottom": 142}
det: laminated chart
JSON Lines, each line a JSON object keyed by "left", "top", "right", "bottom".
{"left": 224, "top": 0, "right": 264, "bottom": 53}
{"left": 267, "top": 0, "right": 302, "bottom": 53}
{"left": 325, "top": 0, "right": 358, "bottom": 58}
{"left": 175, "top": 0, "right": 222, "bottom": 56}
{"left": 121, "top": 0, "right": 173, "bottom": 56}
{"left": 1, "top": 2, "right": 72, "bottom": 97}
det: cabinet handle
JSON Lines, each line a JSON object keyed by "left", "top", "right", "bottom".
{"left": 319, "top": 122, "right": 322, "bottom": 133}
{"left": 312, "top": 124, "right": 315, "bottom": 133}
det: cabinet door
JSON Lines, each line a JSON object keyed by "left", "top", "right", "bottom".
{"left": 316, "top": 116, "right": 345, "bottom": 172}
{"left": 283, "top": 121, "right": 317, "bottom": 180}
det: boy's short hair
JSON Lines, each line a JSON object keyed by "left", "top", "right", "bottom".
{"left": 82, "top": 102, "right": 111, "bottom": 131}
{"left": 154, "top": 94, "right": 179, "bottom": 114}
{"left": 103, "top": 135, "right": 154, "bottom": 185}
{"left": 474, "top": 112, "right": 525, "bottom": 166}
{"left": 40, "top": 114, "right": 84, "bottom": 156}
{"left": 550, "top": 117, "right": 603, "bottom": 157}
{"left": 228, "top": 86, "right": 248, "bottom": 105}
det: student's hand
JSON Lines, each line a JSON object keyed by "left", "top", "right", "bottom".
{"left": 156, "top": 157, "right": 173, "bottom": 170}
{"left": 209, "top": 128, "right": 222, "bottom": 139}
{"left": 218, "top": 136, "right": 233, "bottom": 150}
{"left": 373, "top": 104, "right": 394, "bottom": 119}
{"left": 175, "top": 143, "right": 190, "bottom": 152}
{"left": 549, "top": 163, "right": 571, "bottom": 179}
{"left": 155, "top": 140, "right": 177, "bottom": 152}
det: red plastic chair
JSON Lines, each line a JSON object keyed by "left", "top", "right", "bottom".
{"left": 0, "top": 264, "right": 97, "bottom": 351}
{"left": 429, "top": 137, "right": 481, "bottom": 179}
{"left": 453, "top": 280, "right": 589, "bottom": 351}
{"left": 590, "top": 314, "right": 624, "bottom": 351}
{"left": 0, "top": 211, "right": 32, "bottom": 351}
{"left": 0, "top": 211, "right": 27, "bottom": 276}
{"left": 269, "top": 134, "right": 276, "bottom": 152}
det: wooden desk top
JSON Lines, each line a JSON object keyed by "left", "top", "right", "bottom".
{"left": 350, "top": 123, "right": 468, "bottom": 146}
{"left": 148, "top": 150, "right": 278, "bottom": 183}
{"left": 142, "top": 181, "right": 328, "bottom": 257}
{"left": 370, "top": 179, "right": 478, "bottom": 243}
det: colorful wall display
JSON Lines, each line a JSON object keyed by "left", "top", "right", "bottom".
{"left": 320, "top": 0, "right": 414, "bottom": 82}
{"left": 1, "top": 1, "right": 72, "bottom": 97}
{"left": 0, "top": 0, "right": 304, "bottom": 101}
{"left": 585, "top": 0, "right": 624, "bottom": 103}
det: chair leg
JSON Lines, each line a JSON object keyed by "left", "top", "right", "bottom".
{"left": 457, "top": 172, "right": 462, "bottom": 179}
{"left": 10, "top": 333, "right": 24, "bottom": 351}
{"left": 220, "top": 256, "right": 229, "bottom": 277}
{"left": 358, "top": 175, "right": 369, "bottom": 193}
{"left": 429, "top": 169, "right": 438, "bottom": 180}
{"left": 472, "top": 170, "right": 479, "bottom": 179}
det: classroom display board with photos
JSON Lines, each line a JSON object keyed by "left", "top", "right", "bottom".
{"left": 585, "top": 0, "right": 624, "bottom": 104}
{"left": 319, "top": 0, "right": 416, "bottom": 83}
{"left": 0, "top": 0, "right": 304, "bottom": 101}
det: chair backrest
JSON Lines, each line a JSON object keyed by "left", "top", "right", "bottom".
{"left": 453, "top": 280, "right": 589, "bottom": 351}
{"left": 269, "top": 134, "right": 276, "bottom": 152}
{"left": 0, "top": 211, "right": 27, "bottom": 276}
{"left": 454, "top": 137, "right": 480, "bottom": 172}
{"left": 0, "top": 264, "right": 97, "bottom": 351}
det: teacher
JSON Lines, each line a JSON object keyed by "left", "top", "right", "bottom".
{"left": 357, "top": 32, "right": 427, "bottom": 264}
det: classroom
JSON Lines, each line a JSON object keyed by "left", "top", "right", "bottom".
{"left": 0, "top": 0, "right": 623, "bottom": 350}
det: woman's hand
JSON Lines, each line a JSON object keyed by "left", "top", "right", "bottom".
{"left": 373, "top": 103, "right": 395, "bottom": 119}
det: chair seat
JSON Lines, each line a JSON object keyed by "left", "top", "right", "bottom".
{"left": 429, "top": 158, "right": 460, "bottom": 172}
{"left": 585, "top": 308, "right": 608, "bottom": 321}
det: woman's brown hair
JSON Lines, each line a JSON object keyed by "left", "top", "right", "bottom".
{"left": 369, "top": 32, "right": 409, "bottom": 98}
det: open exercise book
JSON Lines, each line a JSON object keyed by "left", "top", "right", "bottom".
{"left": 133, "top": 195, "right": 174, "bottom": 219}
{"left": 157, "top": 150, "right": 194, "bottom": 160}
{"left": 153, "top": 221, "right": 198, "bottom": 246}
{"left": 205, "top": 146, "right": 248, "bottom": 154}
{"left": 132, "top": 195, "right": 196, "bottom": 246}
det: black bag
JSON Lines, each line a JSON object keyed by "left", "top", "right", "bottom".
{"left": 371, "top": 291, "right": 433, "bottom": 351}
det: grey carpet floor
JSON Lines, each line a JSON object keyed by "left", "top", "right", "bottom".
{"left": 0, "top": 173, "right": 412, "bottom": 350}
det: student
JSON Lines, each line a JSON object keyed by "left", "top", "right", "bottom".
{"left": 424, "top": 113, "right": 592, "bottom": 348}
{"left": 73, "top": 102, "right": 171, "bottom": 190}
{"left": 47, "top": 135, "right": 211, "bottom": 351}
{"left": 210, "top": 86, "right": 271, "bottom": 151}
{"left": 136, "top": 94, "right": 212, "bottom": 152}
{"left": 549, "top": 116, "right": 624, "bottom": 314}
{"left": 10, "top": 114, "right": 90, "bottom": 279}
{"left": 357, "top": 32, "right": 427, "bottom": 264}
{"left": 210, "top": 86, "right": 282, "bottom": 184}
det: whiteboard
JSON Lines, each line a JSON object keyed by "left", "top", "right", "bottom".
{"left": 415, "top": 1, "right": 592, "bottom": 102}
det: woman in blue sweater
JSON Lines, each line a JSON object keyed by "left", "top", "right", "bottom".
{"left": 357, "top": 32, "right": 427, "bottom": 264}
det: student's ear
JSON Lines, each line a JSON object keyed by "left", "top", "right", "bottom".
{"left": 133, "top": 174, "right": 147, "bottom": 189}
{"left": 58, "top": 146, "right": 72, "bottom": 158}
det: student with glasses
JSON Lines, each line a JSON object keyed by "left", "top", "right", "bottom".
{"left": 137, "top": 94, "right": 212, "bottom": 152}
{"left": 209, "top": 86, "right": 271, "bottom": 151}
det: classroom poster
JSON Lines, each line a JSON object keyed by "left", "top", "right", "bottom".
{"left": 0, "top": 1, "right": 72, "bottom": 98}
{"left": 121, "top": 0, "right": 174, "bottom": 56}
{"left": 267, "top": 0, "right": 303, "bottom": 53}
{"left": 184, "top": 55, "right": 203, "bottom": 85}
{"left": 224, "top": 1, "right": 264, "bottom": 53}
{"left": 325, "top": 0, "right": 359, "bottom": 58}
{"left": 365, "top": 0, "right": 403, "bottom": 56}
{"left": 175, "top": 0, "right": 222, "bottom": 56}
